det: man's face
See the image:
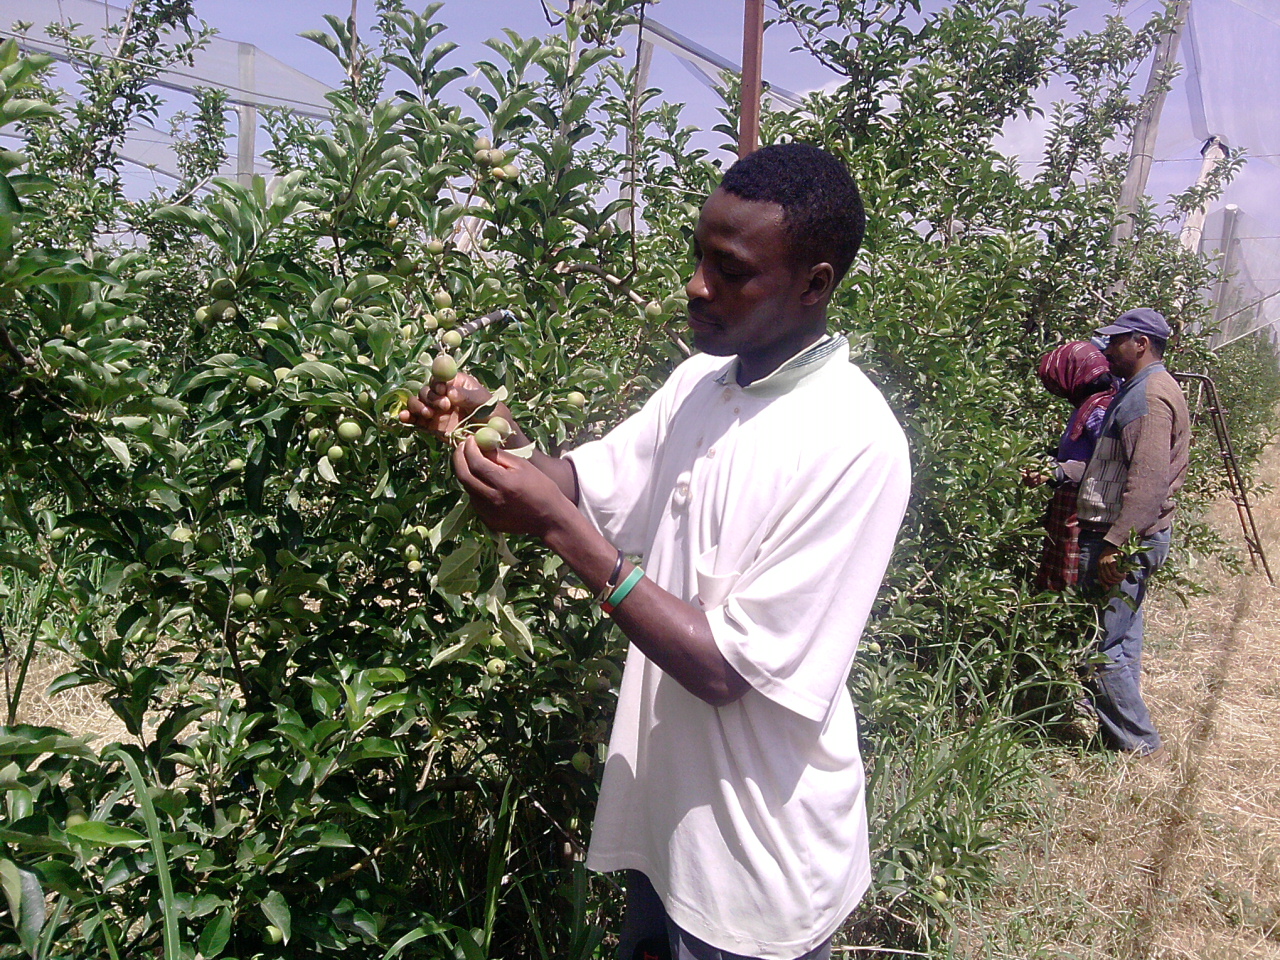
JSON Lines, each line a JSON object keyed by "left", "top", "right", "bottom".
{"left": 1103, "top": 331, "right": 1145, "bottom": 380}
{"left": 684, "top": 188, "right": 825, "bottom": 379}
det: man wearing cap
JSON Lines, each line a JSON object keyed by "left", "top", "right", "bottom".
{"left": 1075, "top": 307, "right": 1189, "bottom": 760}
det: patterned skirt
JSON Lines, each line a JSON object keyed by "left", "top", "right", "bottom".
{"left": 1035, "top": 483, "right": 1081, "bottom": 592}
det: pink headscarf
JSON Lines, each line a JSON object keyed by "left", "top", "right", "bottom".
{"left": 1037, "top": 341, "right": 1115, "bottom": 441}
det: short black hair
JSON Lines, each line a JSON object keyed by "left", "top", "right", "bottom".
{"left": 719, "top": 143, "right": 866, "bottom": 283}
{"left": 1145, "top": 334, "right": 1167, "bottom": 358}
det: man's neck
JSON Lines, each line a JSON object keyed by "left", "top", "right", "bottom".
{"left": 736, "top": 326, "right": 828, "bottom": 387}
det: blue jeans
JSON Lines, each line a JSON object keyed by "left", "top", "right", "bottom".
{"left": 1077, "top": 527, "right": 1171, "bottom": 755}
{"left": 618, "top": 871, "right": 833, "bottom": 960}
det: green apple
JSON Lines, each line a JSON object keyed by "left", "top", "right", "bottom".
{"left": 571, "top": 751, "right": 592, "bottom": 774}
{"left": 565, "top": 391, "right": 586, "bottom": 409}
{"left": 441, "top": 330, "right": 463, "bottom": 350}
{"left": 337, "top": 421, "right": 363, "bottom": 442}
{"left": 431, "top": 354, "right": 458, "bottom": 381}
{"left": 473, "top": 426, "right": 503, "bottom": 451}
{"left": 208, "top": 276, "right": 237, "bottom": 299}
{"left": 433, "top": 289, "right": 453, "bottom": 310}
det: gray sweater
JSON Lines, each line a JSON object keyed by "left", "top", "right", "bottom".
{"left": 1076, "top": 362, "right": 1190, "bottom": 547}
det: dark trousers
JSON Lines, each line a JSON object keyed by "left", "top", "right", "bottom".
{"left": 618, "top": 871, "right": 833, "bottom": 960}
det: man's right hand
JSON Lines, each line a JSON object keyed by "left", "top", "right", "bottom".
{"left": 399, "top": 371, "right": 493, "bottom": 441}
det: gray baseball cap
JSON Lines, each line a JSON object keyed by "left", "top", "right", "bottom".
{"left": 1096, "top": 307, "right": 1171, "bottom": 340}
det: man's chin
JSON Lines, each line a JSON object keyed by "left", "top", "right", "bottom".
{"left": 690, "top": 327, "right": 734, "bottom": 356}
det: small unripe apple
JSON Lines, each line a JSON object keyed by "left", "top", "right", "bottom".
{"left": 394, "top": 256, "right": 418, "bottom": 277}
{"left": 437, "top": 308, "right": 457, "bottom": 327}
{"left": 474, "top": 148, "right": 493, "bottom": 166}
{"left": 273, "top": 366, "right": 291, "bottom": 383}
{"left": 226, "top": 457, "right": 246, "bottom": 472}
{"left": 486, "top": 657, "right": 507, "bottom": 676}
{"left": 194, "top": 305, "right": 210, "bottom": 323}
{"left": 337, "top": 421, "right": 363, "bottom": 442}
{"left": 473, "top": 135, "right": 492, "bottom": 152}
{"left": 232, "top": 591, "right": 254, "bottom": 611}
{"left": 488, "top": 148, "right": 506, "bottom": 166}
{"left": 253, "top": 586, "right": 273, "bottom": 608}
{"left": 571, "top": 751, "right": 592, "bottom": 774}
{"left": 333, "top": 297, "right": 351, "bottom": 313}
{"left": 422, "top": 313, "right": 439, "bottom": 331}
{"left": 402, "top": 543, "right": 421, "bottom": 562}
{"left": 644, "top": 300, "right": 663, "bottom": 319}
{"left": 426, "top": 239, "right": 445, "bottom": 255}
{"left": 208, "top": 277, "right": 237, "bottom": 300}
{"left": 565, "top": 391, "right": 586, "bottom": 409}
{"left": 406, "top": 559, "right": 422, "bottom": 573}
{"left": 473, "top": 426, "right": 503, "bottom": 451}
{"left": 488, "top": 416, "right": 513, "bottom": 439}
{"left": 441, "top": 330, "right": 463, "bottom": 350}
{"left": 196, "top": 532, "right": 220, "bottom": 554}
{"left": 245, "top": 375, "right": 270, "bottom": 395}
{"left": 433, "top": 289, "right": 453, "bottom": 310}
{"left": 500, "top": 163, "right": 519, "bottom": 181}
{"left": 211, "top": 299, "right": 237, "bottom": 321}
{"left": 265, "top": 925, "right": 284, "bottom": 944}
{"left": 431, "top": 354, "right": 458, "bottom": 381}
{"left": 49, "top": 526, "right": 69, "bottom": 542}
{"left": 327, "top": 444, "right": 345, "bottom": 462}
{"left": 389, "top": 237, "right": 407, "bottom": 255}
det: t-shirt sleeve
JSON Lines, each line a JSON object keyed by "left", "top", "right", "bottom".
{"left": 707, "top": 428, "right": 911, "bottom": 722}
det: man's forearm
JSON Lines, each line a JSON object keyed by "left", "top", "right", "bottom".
{"left": 541, "top": 509, "right": 749, "bottom": 706}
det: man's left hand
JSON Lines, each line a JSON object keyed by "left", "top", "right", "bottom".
{"left": 452, "top": 437, "right": 573, "bottom": 539}
{"left": 1097, "top": 544, "right": 1127, "bottom": 588}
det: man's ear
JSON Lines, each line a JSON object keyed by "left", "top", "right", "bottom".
{"left": 801, "top": 262, "right": 835, "bottom": 306}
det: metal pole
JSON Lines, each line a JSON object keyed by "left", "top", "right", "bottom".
{"left": 738, "top": 0, "right": 764, "bottom": 158}
{"left": 1112, "top": 0, "right": 1190, "bottom": 244}
{"left": 1179, "top": 136, "right": 1227, "bottom": 252}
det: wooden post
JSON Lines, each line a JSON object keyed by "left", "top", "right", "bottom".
{"left": 738, "top": 0, "right": 765, "bottom": 158}
{"left": 1112, "top": 0, "right": 1190, "bottom": 244}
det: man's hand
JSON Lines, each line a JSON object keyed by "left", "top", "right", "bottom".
{"left": 399, "top": 371, "right": 493, "bottom": 440}
{"left": 1097, "top": 543, "right": 1127, "bottom": 588}
{"left": 452, "top": 436, "right": 574, "bottom": 539}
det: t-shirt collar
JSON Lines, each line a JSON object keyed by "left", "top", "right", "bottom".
{"left": 713, "top": 333, "right": 849, "bottom": 399}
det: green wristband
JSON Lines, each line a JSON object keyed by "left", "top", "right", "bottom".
{"left": 602, "top": 566, "right": 644, "bottom": 615}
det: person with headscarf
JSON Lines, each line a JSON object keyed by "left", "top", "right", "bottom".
{"left": 1031, "top": 340, "right": 1117, "bottom": 591}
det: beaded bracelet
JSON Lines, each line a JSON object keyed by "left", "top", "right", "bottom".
{"left": 602, "top": 566, "right": 644, "bottom": 616}
{"left": 595, "top": 549, "right": 625, "bottom": 604}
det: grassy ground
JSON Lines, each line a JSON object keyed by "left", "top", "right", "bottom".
{"left": 962, "top": 440, "right": 1280, "bottom": 959}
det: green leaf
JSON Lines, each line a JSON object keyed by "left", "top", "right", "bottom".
{"left": 260, "top": 889, "right": 291, "bottom": 943}
{"left": 435, "top": 539, "right": 484, "bottom": 595}
{"left": 0, "top": 174, "right": 19, "bottom": 218}
{"left": 0, "top": 858, "right": 44, "bottom": 955}
{"left": 65, "top": 821, "right": 148, "bottom": 849}
{"left": 198, "top": 907, "right": 232, "bottom": 958}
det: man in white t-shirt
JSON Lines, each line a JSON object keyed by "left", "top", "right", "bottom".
{"left": 403, "top": 143, "right": 910, "bottom": 960}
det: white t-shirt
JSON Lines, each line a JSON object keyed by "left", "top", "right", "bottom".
{"left": 566, "top": 335, "right": 911, "bottom": 959}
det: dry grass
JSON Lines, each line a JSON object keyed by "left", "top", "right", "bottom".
{"left": 12, "top": 647, "right": 134, "bottom": 745}
{"left": 964, "top": 440, "right": 1280, "bottom": 959}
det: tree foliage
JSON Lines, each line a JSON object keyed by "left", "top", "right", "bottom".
{"left": 1, "top": 1, "right": 1275, "bottom": 957}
